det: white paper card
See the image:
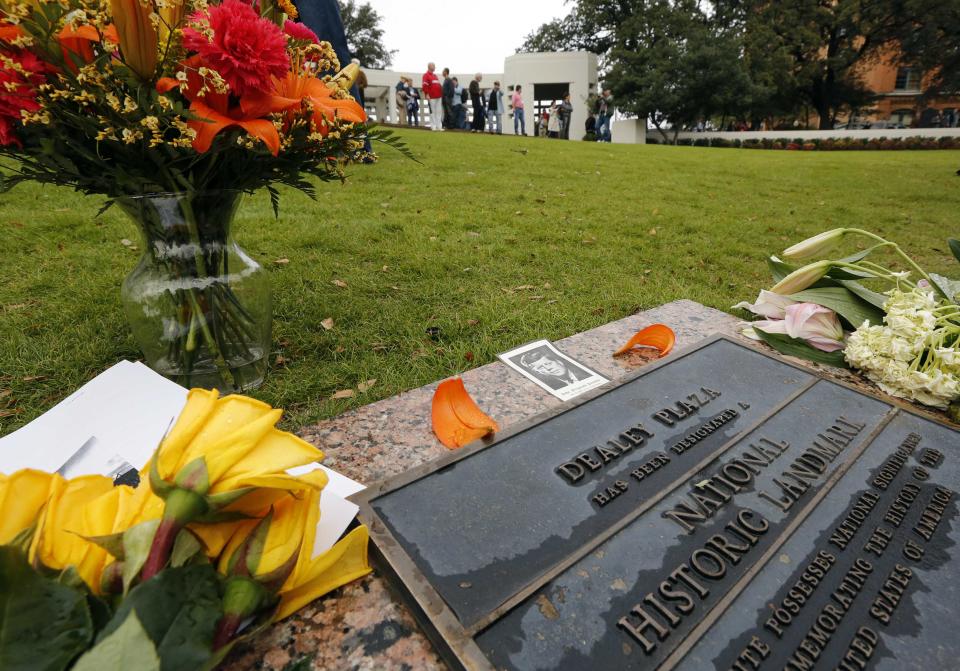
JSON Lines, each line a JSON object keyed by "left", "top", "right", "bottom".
{"left": 498, "top": 339, "right": 608, "bottom": 401}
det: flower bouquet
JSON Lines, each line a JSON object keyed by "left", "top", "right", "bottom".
{"left": 0, "top": 0, "right": 406, "bottom": 391}
{"left": 0, "top": 390, "right": 370, "bottom": 670}
{"left": 735, "top": 229, "right": 960, "bottom": 419}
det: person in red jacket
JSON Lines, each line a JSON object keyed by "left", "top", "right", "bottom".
{"left": 422, "top": 62, "right": 443, "bottom": 131}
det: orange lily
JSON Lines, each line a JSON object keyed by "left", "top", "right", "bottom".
{"left": 241, "top": 69, "right": 365, "bottom": 136}
{"left": 0, "top": 22, "right": 23, "bottom": 43}
{"left": 158, "top": 57, "right": 297, "bottom": 155}
{"left": 58, "top": 24, "right": 120, "bottom": 72}
{"left": 110, "top": 0, "right": 158, "bottom": 80}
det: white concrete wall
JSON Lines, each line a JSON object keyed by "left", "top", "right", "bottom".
{"left": 612, "top": 119, "right": 646, "bottom": 145}
{"left": 647, "top": 128, "right": 960, "bottom": 143}
{"left": 502, "top": 52, "right": 598, "bottom": 139}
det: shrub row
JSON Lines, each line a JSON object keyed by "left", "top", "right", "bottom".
{"left": 645, "top": 135, "right": 960, "bottom": 150}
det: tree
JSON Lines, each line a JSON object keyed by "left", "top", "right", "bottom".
{"left": 895, "top": 0, "right": 960, "bottom": 99}
{"left": 604, "top": 0, "right": 757, "bottom": 140}
{"left": 338, "top": 0, "right": 395, "bottom": 69}
{"left": 742, "top": 0, "right": 914, "bottom": 129}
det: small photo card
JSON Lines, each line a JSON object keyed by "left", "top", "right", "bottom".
{"left": 499, "top": 340, "right": 608, "bottom": 401}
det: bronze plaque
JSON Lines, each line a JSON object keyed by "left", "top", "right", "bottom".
{"left": 353, "top": 336, "right": 959, "bottom": 670}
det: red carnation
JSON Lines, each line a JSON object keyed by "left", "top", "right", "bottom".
{"left": 0, "top": 48, "right": 47, "bottom": 147}
{"left": 283, "top": 20, "right": 318, "bottom": 44}
{"left": 183, "top": 0, "right": 290, "bottom": 97}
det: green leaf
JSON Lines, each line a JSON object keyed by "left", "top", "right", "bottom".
{"left": 838, "top": 280, "right": 888, "bottom": 309}
{"left": 81, "top": 531, "right": 126, "bottom": 561}
{"left": 930, "top": 273, "right": 960, "bottom": 303}
{"left": 96, "top": 565, "right": 222, "bottom": 671}
{"left": 170, "top": 530, "right": 204, "bottom": 568}
{"left": 73, "top": 612, "right": 160, "bottom": 671}
{"left": 767, "top": 255, "right": 796, "bottom": 282}
{"left": 122, "top": 519, "right": 161, "bottom": 594}
{"left": 948, "top": 238, "right": 960, "bottom": 265}
{"left": 0, "top": 547, "right": 93, "bottom": 671}
{"left": 752, "top": 329, "right": 849, "bottom": 368}
{"left": 788, "top": 287, "right": 885, "bottom": 330}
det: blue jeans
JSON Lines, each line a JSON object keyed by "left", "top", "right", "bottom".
{"left": 514, "top": 109, "right": 525, "bottom": 135}
{"left": 488, "top": 112, "right": 502, "bottom": 133}
{"left": 596, "top": 113, "right": 611, "bottom": 141}
{"left": 454, "top": 106, "right": 466, "bottom": 129}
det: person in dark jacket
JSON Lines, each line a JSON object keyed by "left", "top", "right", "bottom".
{"left": 295, "top": 0, "right": 372, "bottom": 154}
{"left": 469, "top": 73, "right": 485, "bottom": 132}
{"left": 441, "top": 68, "right": 455, "bottom": 129}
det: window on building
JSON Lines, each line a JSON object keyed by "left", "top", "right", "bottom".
{"left": 890, "top": 108, "right": 913, "bottom": 127}
{"left": 894, "top": 67, "right": 919, "bottom": 91}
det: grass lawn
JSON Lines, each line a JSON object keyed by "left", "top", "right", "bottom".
{"left": 1, "top": 131, "right": 958, "bottom": 434}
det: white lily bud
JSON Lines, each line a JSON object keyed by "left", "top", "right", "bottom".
{"left": 770, "top": 260, "right": 832, "bottom": 295}
{"left": 782, "top": 228, "right": 846, "bottom": 261}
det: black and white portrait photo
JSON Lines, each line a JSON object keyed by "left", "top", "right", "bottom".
{"left": 499, "top": 340, "right": 607, "bottom": 401}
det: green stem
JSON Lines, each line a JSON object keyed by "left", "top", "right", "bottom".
{"left": 845, "top": 228, "right": 949, "bottom": 301}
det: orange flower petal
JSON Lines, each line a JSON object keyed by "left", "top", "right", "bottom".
{"left": 613, "top": 324, "right": 676, "bottom": 358}
{"left": 189, "top": 100, "right": 281, "bottom": 156}
{"left": 0, "top": 24, "right": 23, "bottom": 42}
{"left": 431, "top": 378, "right": 498, "bottom": 449}
{"left": 240, "top": 89, "right": 301, "bottom": 119}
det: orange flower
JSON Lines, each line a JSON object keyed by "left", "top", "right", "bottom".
{"left": 58, "top": 24, "right": 120, "bottom": 72}
{"left": 158, "top": 56, "right": 297, "bottom": 155}
{"left": 110, "top": 0, "right": 159, "bottom": 80}
{"left": 0, "top": 22, "right": 23, "bottom": 43}
{"left": 241, "top": 70, "right": 365, "bottom": 136}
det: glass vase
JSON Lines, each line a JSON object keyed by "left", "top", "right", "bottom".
{"left": 118, "top": 191, "right": 271, "bottom": 392}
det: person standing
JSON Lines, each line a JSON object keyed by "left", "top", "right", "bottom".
{"left": 451, "top": 77, "right": 464, "bottom": 130}
{"left": 469, "top": 73, "right": 485, "bottom": 132}
{"left": 487, "top": 81, "right": 504, "bottom": 134}
{"left": 558, "top": 93, "right": 573, "bottom": 140}
{"left": 512, "top": 85, "right": 526, "bottom": 135}
{"left": 422, "top": 63, "right": 443, "bottom": 131}
{"left": 547, "top": 102, "right": 561, "bottom": 138}
{"left": 395, "top": 76, "right": 408, "bottom": 126}
{"left": 441, "top": 68, "right": 455, "bottom": 129}
{"left": 595, "top": 88, "right": 613, "bottom": 142}
{"left": 407, "top": 85, "right": 420, "bottom": 126}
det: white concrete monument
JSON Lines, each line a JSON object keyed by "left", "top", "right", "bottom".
{"left": 359, "top": 51, "right": 598, "bottom": 140}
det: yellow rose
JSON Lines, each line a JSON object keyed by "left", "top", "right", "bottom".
{"left": 79, "top": 481, "right": 165, "bottom": 593}
{"left": 152, "top": 389, "right": 324, "bottom": 498}
{"left": 143, "top": 390, "right": 326, "bottom": 580}
{"left": 0, "top": 469, "right": 55, "bottom": 545}
{"left": 212, "top": 469, "right": 369, "bottom": 646}
{"left": 29, "top": 474, "right": 114, "bottom": 585}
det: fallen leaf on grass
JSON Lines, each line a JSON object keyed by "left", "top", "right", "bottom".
{"left": 22, "top": 375, "right": 45, "bottom": 382}
{"left": 513, "top": 285, "right": 536, "bottom": 291}
{"left": 464, "top": 351, "right": 474, "bottom": 362}
{"left": 0, "top": 389, "right": 11, "bottom": 399}
{"left": 357, "top": 379, "right": 377, "bottom": 392}
{"left": 120, "top": 238, "right": 133, "bottom": 247}
{"left": 332, "top": 279, "right": 348, "bottom": 288}
{"left": 0, "top": 408, "right": 19, "bottom": 418}
{"left": 331, "top": 389, "right": 355, "bottom": 399}
{"left": 274, "top": 258, "right": 290, "bottom": 265}
{"left": 381, "top": 265, "right": 389, "bottom": 272}
{"left": 648, "top": 228, "right": 657, "bottom": 236}
{"left": 466, "top": 319, "right": 479, "bottom": 326}
{"left": 335, "top": 345, "right": 346, "bottom": 353}
{"left": 320, "top": 317, "right": 335, "bottom": 331}
{"left": 275, "top": 355, "right": 288, "bottom": 367}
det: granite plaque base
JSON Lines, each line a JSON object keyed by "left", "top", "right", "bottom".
{"left": 353, "top": 335, "right": 960, "bottom": 670}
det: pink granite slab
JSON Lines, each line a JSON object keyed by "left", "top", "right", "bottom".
{"left": 223, "top": 299, "right": 955, "bottom": 670}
